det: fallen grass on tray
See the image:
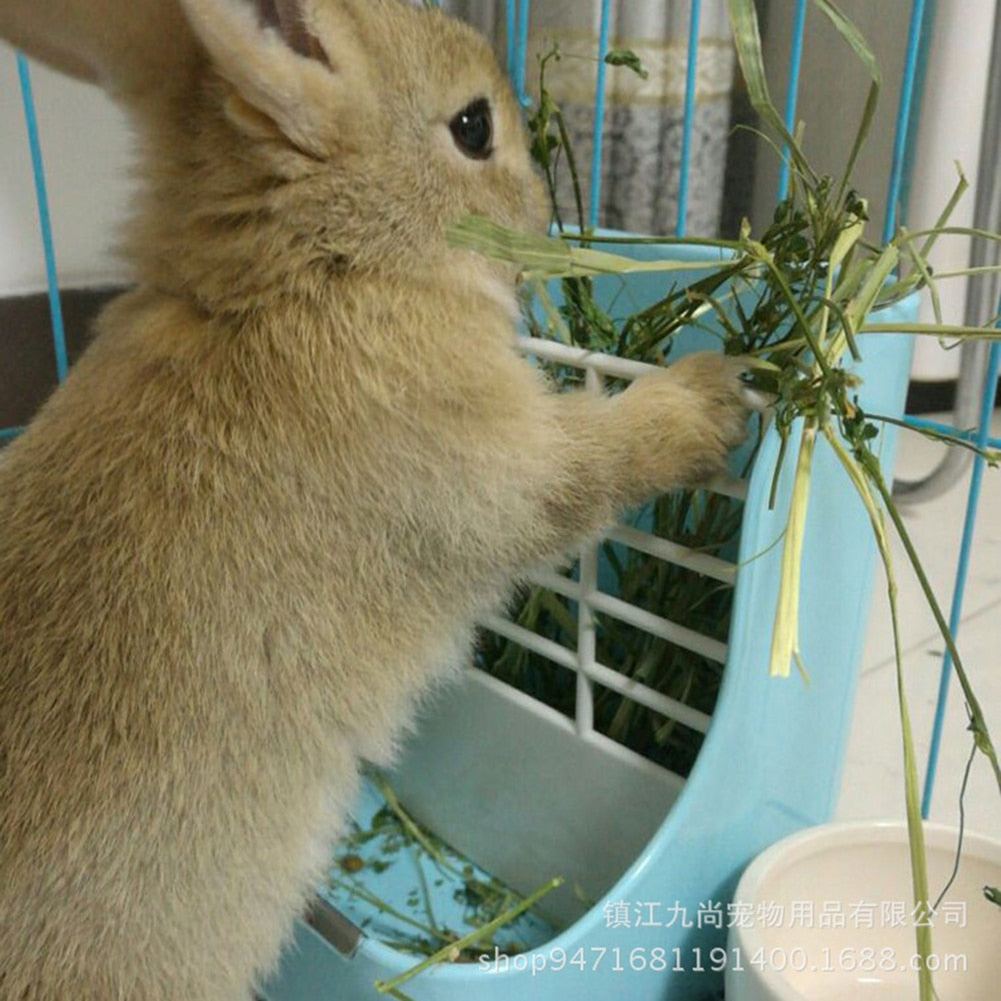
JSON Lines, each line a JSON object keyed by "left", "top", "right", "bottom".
{"left": 449, "top": 1, "right": 1001, "bottom": 999}
{"left": 327, "top": 767, "right": 561, "bottom": 966}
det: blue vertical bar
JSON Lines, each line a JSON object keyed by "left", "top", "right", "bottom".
{"left": 514, "top": 0, "right": 531, "bottom": 106}
{"left": 588, "top": 0, "right": 613, "bottom": 230}
{"left": 506, "top": 0, "right": 517, "bottom": 82}
{"left": 676, "top": 0, "right": 703, "bottom": 237}
{"left": 921, "top": 336, "right": 1001, "bottom": 818}
{"left": 898, "top": 0, "right": 937, "bottom": 223}
{"left": 883, "top": 0, "right": 927, "bottom": 242}
{"left": 777, "top": 0, "right": 808, "bottom": 201}
{"left": 17, "top": 54, "right": 69, "bottom": 384}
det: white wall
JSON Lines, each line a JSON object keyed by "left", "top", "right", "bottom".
{"left": 0, "top": 42, "right": 135, "bottom": 295}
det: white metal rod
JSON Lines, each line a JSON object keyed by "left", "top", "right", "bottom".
{"left": 527, "top": 567, "right": 727, "bottom": 668}
{"left": 484, "top": 590, "right": 727, "bottom": 673}
{"left": 478, "top": 612, "right": 720, "bottom": 732}
{"left": 480, "top": 614, "right": 579, "bottom": 672}
{"left": 529, "top": 566, "right": 581, "bottom": 600}
{"left": 479, "top": 616, "right": 716, "bottom": 733}
{"left": 588, "top": 591, "right": 728, "bottom": 664}
{"left": 582, "top": 658, "right": 714, "bottom": 734}
{"left": 516, "top": 334, "right": 662, "bottom": 380}
{"left": 574, "top": 368, "right": 603, "bottom": 738}
{"left": 603, "top": 523, "right": 737, "bottom": 584}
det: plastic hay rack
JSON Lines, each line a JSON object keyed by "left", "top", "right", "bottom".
{"left": 260, "top": 242, "right": 918, "bottom": 1001}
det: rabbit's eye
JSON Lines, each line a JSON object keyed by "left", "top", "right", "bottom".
{"left": 449, "top": 98, "right": 493, "bottom": 160}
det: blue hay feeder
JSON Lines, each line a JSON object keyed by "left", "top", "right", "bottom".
{"left": 259, "top": 243, "right": 919, "bottom": 1000}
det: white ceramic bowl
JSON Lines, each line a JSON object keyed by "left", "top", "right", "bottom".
{"left": 725, "top": 821, "right": 1001, "bottom": 1001}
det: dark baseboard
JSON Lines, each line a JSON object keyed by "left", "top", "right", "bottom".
{"left": 906, "top": 380, "right": 958, "bottom": 415}
{"left": 906, "top": 376, "right": 1001, "bottom": 416}
{"left": 1, "top": 287, "right": 121, "bottom": 430}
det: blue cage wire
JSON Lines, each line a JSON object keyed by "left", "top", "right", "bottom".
{"left": 4, "top": 1, "right": 1001, "bottom": 997}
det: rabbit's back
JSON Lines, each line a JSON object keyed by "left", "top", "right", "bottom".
{"left": 0, "top": 295, "right": 327, "bottom": 998}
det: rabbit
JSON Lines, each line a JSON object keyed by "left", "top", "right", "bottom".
{"left": 0, "top": 1, "right": 751, "bottom": 999}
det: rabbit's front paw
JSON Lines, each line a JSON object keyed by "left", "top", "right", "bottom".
{"left": 621, "top": 352, "right": 752, "bottom": 492}
{"left": 670, "top": 350, "right": 752, "bottom": 450}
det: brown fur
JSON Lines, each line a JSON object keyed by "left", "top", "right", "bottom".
{"left": 0, "top": 1, "right": 749, "bottom": 998}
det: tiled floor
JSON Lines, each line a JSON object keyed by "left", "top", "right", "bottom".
{"left": 837, "top": 412, "right": 1001, "bottom": 838}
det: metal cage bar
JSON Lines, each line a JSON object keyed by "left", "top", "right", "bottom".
{"left": 17, "top": 54, "right": 68, "bottom": 384}
{"left": 588, "top": 0, "right": 614, "bottom": 230}
{"left": 515, "top": 0, "right": 531, "bottom": 106}
{"left": 883, "top": 0, "right": 928, "bottom": 242}
{"left": 575, "top": 366, "right": 603, "bottom": 738}
{"left": 777, "top": 0, "right": 808, "bottom": 202}
{"left": 676, "top": 0, "right": 703, "bottom": 236}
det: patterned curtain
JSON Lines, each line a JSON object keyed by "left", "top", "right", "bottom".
{"left": 442, "top": 0, "right": 737, "bottom": 237}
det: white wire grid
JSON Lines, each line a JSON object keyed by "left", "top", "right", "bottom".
{"left": 478, "top": 335, "right": 748, "bottom": 754}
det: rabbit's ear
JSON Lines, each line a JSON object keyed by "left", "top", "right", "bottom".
{"left": 179, "top": 0, "right": 370, "bottom": 155}
{"left": 254, "top": 0, "right": 329, "bottom": 62}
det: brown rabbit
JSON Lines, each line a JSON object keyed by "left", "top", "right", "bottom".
{"left": 0, "top": 1, "right": 750, "bottom": 998}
